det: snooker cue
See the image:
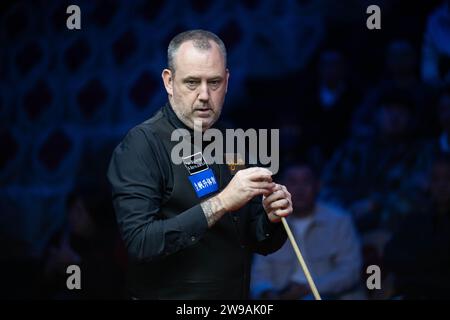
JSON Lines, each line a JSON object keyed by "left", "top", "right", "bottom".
{"left": 281, "top": 217, "right": 322, "bottom": 300}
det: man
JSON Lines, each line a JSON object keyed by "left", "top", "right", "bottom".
{"left": 251, "top": 165, "right": 365, "bottom": 300}
{"left": 107, "top": 30, "right": 292, "bottom": 299}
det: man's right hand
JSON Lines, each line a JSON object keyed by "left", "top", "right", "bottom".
{"left": 201, "top": 167, "right": 275, "bottom": 227}
{"left": 217, "top": 167, "right": 275, "bottom": 212}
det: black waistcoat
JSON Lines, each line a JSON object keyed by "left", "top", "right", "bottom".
{"left": 128, "top": 108, "right": 253, "bottom": 299}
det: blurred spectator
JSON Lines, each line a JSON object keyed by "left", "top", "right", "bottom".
{"left": 353, "top": 40, "right": 436, "bottom": 139}
{"left": 40, "top": 185, "right": 126, "bottom": 299}
{"left": 422, "top": 0, "right": 450, "bottom": 86}
{"left": 384, "top": 154, "right": 450, "bottom": 299}
{"left": 321, "top": 88, "right": 432, "bottom": 236}
{"left": 251, "top": 164, "right": 365, "bottom": 300}
{"left": 293, "top": 50, "right": 363, "bottom": 169}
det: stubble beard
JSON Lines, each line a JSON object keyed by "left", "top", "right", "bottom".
{"left": 172, "top": 100, "right": 222, "bottom": 131}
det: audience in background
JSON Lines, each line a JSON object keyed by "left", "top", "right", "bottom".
{"left": 294, "top": 50, "right": 363, "bottom": 170}
{"left": 251, "top": 164, "right": 365, "bottom": 300}
{"left": 353, "top": 40, "right": 437, "bottom": 139}
{"left": 422, "top": 0, "right": 450, "bottom": 87}
{"left": 384, "top": 154, "right": 450, "bottom": 299}
{"left": 40, "top": 186, "right": 126, "bottom": 299}
{"left": 321, "top": 88, "right": 432, "bottom": 235}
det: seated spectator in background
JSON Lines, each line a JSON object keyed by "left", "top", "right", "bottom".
{"left": 353, "top": 40, "right": 436, "bottom": 139}
{"left": 294, "top": 49, "right": 363, "bottom": 170}
{"left": 251, "top": 164, "right": 365, "bottom": 300}
{"left": 40, "top": 186, "right": 126, "bottom": 299}
{"left": 422, "top": 0, "right": 450, "bottom": 87}
{"left": 321, "top": 88, "right": 433, "bottom": 237}
{"left": 384, "top": 154, "right": 450, "bottom": 299}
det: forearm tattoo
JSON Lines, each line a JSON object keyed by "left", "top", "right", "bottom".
{"left": 201, "top": 196, "right": 226, "bottom": 228}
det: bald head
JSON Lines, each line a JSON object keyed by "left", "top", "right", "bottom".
{"left": 167, "top": 29, "right": 227, "bottom": 74}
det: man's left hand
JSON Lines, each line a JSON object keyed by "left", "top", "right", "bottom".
{"left": 263, "top": 184, "right": 293, "bottom": 223}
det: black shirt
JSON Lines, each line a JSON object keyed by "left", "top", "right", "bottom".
{"left": 107, "top": 103, "right": 286, "bottom": 299}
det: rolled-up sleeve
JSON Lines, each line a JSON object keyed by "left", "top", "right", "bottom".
{"left": 107, "top": 127, "right": 208, "bottom": 263}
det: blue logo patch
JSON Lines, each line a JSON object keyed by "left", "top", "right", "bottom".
{"left": 188, "top": 168, "right": 219, "bottom": 198}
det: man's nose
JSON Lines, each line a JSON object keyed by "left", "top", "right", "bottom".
{"left": 198, "top": 82, "right": 209, "bottom": 102}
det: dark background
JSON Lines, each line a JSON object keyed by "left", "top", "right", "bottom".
{"left": 1, "top": 0, "right": 448, "bottom": 299}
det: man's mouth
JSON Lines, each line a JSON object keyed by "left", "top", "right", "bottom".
{"left": 194, "top": 108, "right": 212, "bottom": 117}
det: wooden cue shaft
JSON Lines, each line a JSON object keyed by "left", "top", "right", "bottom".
{"left": 281, "top": 217, "right": 322, "bottom": 300}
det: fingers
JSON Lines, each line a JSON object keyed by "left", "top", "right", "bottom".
{"left": 264, "top": 187, "right": 288, "bottom": 204}
{"left": 271, "top": 184, "right": 282, "bottom": 192}
{"left": 271, "top": 206, "right": 292, "bottom": 218}
{"left": 249, "top": 184, "right": 276, "bottom": 198}
{"left": 250, "top": 181, "right": 275, "bottom": 195}
{"left": 250, "top": 181, "right": 275, "bottom": 188}
{"left": 252, "top": 188, "right": 273, "bottom": 198}
{"left": 243, "top": 167, "right": 273, "bottom": 182}
{"left": 268, "top": 212, "right": 282, "bottom": 223}
{"left": 280, "top": 185, "right": 291, "bottom": 199}
{"left": 265, "top": 198, "right": 290, "bottom": 211}
{"left": 245, "top": 167, "right": 273, "bottom": 175}
{"left": 264, "top": 184, "right": 293, "bottom": 221}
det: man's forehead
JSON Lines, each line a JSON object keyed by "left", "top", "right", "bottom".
{"left": 174, "top": 40, "right": 226, "bottom": 72}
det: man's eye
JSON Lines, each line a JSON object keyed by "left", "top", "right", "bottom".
{"left": 186, "top": 80, "right": 199, "bottom": 89}
{"left": 209, "top": 80, "right": 220, "bottom": 88}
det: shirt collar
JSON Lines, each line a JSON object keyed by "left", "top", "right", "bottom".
{"left": 163, "top": 102, "right": 193, "bottom": 132}
{"left": 163, "top": 102, "right": 227, "bottom": 156}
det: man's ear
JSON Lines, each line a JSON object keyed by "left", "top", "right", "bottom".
{"left": 225, "top": 68, "right": 230, "bottom": 94}
{"left": 162, "top": 68, "right": 173, "bottom": 96}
